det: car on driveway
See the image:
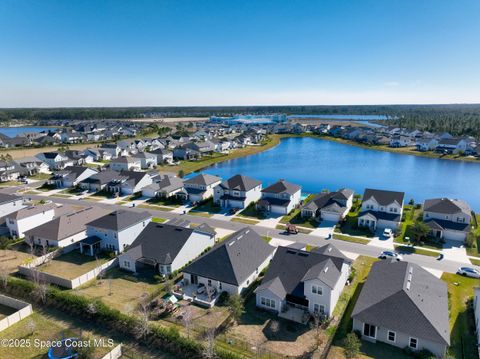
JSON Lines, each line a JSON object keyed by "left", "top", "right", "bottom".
{"left": 456, "top": 267, "right": 480, "bottom": 278}
{"left": 383, "top": 228, "right": 393, "bottom": 238}
{"left": 378, "top": 251, "right": 403, "bottom": 261}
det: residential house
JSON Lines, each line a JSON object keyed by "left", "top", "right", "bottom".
{"left": 213, "top": 174, "right": 262, "bottom": 209}
{"left": 35, "top": 152, "right": 72, "bottom": 170}
{"left": 301, "top": 189, "right": 354, "bottom": 223}
{"left": 110, "top": 156, "right": 142, "bottom": 172}
{"left": 0, "top": 160, "right": 21, "bottom": 182}
{"left": 131, "top": 152, "right": 157, "bottom": 169}
{"left": 14, "top": 157, "right": 50, "bottom": 176}
{"left": 435, "top": 138, "right": 467, "bottom": 154}
{"left": 255, "top": 244, "right": 351, "bottom": 321}
{"left": 389, "top": 135, "right": 415, "bottom": 148}
{"left": 182, "top": 227, "right": 275, "bottom": 300}
{"left": 106, "top": 170, "right": 153, "bottom": 195}
{"left": 416, "top": 138, "right": 439, "bottom": 152}
{"left": 0, "top": 193, "right": 25, "bottom": 218}
{"left": 149, "top": 148, "right": 173, "bottom": 165}
{"left": 184, "top": 173, "right": 222, "bottom": 202}
{"left": 173, "top": 144, "right": 201, "bottom": 160}
{"left": 79, "top": 170, "right": 122, "bottom": 192}
{"left": 60, "top": 131, "right": 83, "bottom": 143}
{"left": 256, "top": 179, "right": 301, "bottom": 215}
{"left": 84, "top": 210, "right": 152, "bottom": 253}
{"left": 118, "top": 222, "right": 216, "bottom": 275}
{"left": 142, "top": 175, "right": 184, "bottom": 198}
{"left": 24, "top": 206, "right": 108, "bottom": 248}
{"left": 423, "top": 198, "right": 472, "bottom": 241}
{"left": 48, "top": 166, "right": 97, "bottom": 188}
{"left": 357, "top": 188, "right": 404, "bottom": 231}
{"left": 99, "top": 144, "right": 121, "bottom": 159}
{"left": 6, "top": 202, "right": 56, "bottom": 238}
{"left": 352, "top": 260, "right": 450, "bottom": 358}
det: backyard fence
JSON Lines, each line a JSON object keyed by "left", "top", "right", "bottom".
{"left": 0, "top": 294, "right": 33, "bottom": 332}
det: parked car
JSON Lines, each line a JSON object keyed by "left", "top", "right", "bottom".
{"left": 456, "top": 267, "right": 480, "bottom": 278}
{"left": 383, "top": 228, "right": 393, "bottom": 237}
{"left": 378, "top": 251, "right": 403, "bottom": 261}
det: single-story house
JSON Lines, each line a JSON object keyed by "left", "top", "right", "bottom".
{"left": 142, "top": 175, "right": 185, "bottom": 198}
{"left": 301, "top": 189, "right": 354, "bottom": 223}
{"left": 48, "top": 166, "right": 97, "bottom": 188}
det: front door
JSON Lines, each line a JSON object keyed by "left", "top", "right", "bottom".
{"left": 191, "top": 275, "right": 198, "bottom": 285}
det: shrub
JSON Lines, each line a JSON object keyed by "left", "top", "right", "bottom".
{"left": 343, "top": 333, "right": 361, "bottom": 359}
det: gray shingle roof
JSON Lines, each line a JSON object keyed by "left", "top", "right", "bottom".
{"left": 425, "top": 218, "right": 470, "bottom": 232}
{"left": 358, "top": 210, "right": 401, "bottom": 222}
{"left": 423, "top": 198, "right": 471, "bottom": 216}
{"left": 184, "top": 173, "right": 221, "bottom": 187}
{"left": 183, "top": 227, "right": 274, "bottom": 286}
{"left": 7, "top": 202, "right": 56, "bottom": 220}
{"left": 352, "top": 260, "right": 450, "bottom": 345}
{"left": 219, "top": 174, "right": 262, "bottom": 192}
{"left": 261, "top": 180, "right": 301, "bottom": 195}
{"left": 0, "top": 193, "right": 22, "bottom": 205}
{"left": 87, "top": 210, "right": 151, "bottom": 231}
{"left": 303, "top": 189, "right": 354, "bottom": 212}
{"left": 363, "top": 188, "right": 405, "bottom": 206}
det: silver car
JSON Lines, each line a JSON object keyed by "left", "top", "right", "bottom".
{"left": 456, "top": 267, "right": 480, "bottom": 278}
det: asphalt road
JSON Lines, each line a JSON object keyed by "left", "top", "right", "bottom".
{"left": 11, "top": 187, "right": 476, "bottom": 276}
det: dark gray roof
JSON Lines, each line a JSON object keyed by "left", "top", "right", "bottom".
{"left": 256, "top": 245, "right": 347, "bottom": 300}
{"left": 363, "top": 188, "right": 405, "bottom": 206}
{"left": 0, "top": 193, "right": 22, "bottom": 205}
{"left": 423, "top": 198, "right": 471, "bottom": 216}
{"left": 54, "top": 166, "right": 95, "bottom": 181}
{"left": 87, "top": 210, "right": 151, "bottom": 231}
{"left": 303, "top": 189, "right": 354, "bottom": 212}
{"left": 81, "top": 170, "right": 121, "bottom": 185}
{"left": 183, "top": 227, "right": 274, "bottom": 286}
{"left": 358, "top": 210, "right": 401, "bottom": 222}
{"left": 425, "top": 218, "right": 470, "bottom": 232}
{"left": 184, "top": 173, "right": 221, "bottom": 187}
{"left": 124, "top": 223, "right": 210, "bottom": 265}
{"left": 352, "top": 261, "right": 450, "bottom": 345}
{"left": 194, "top": 223, "right": 217, "bottom": 237}
{"left": 219, "top": 174, "right": 262, "bottom": 192}
{"left": 261, "top": 180, "right": 301, "bottom": 195}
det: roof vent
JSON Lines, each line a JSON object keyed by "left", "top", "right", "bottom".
{"left": 324, "top": 266, "right": 329, "bottom": 273}
{"left": 327, "top": 247, "right": 332, "bottom": 252}
{"left": 406, "top": 281, "right": 411, "bottom": 290}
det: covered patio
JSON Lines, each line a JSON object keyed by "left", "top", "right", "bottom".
{"left": 79, "top": 236, "right": 102, "bottom": 256}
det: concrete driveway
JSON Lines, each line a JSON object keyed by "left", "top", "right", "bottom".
{"left": 367, "top": 230, "right": 394, "bottom": 249}
{"left": 442, "top": 240, "right": 470, "bottom": 263}
{"left": 310, "top": 221, "right": 336, "bottom": 238}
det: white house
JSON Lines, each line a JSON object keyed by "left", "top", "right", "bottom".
{"left": 301, "top": 189, "right": 354, "bottom": 223}
{"left": 415, "top": 138, "right": 438, "bottom": 152}
{"left": 35, "top": 152, "right": 71, "bottom": 170}
{"left": 48, "top": 166, "right": 97, "bottom": 188}
{"left": 213, "top": 174, "right": 262, "bottom": 209}
{"left": 182, "top": 227, "right": 275, "bottom": 301}
{"left": 99, "top": 144, "right": 121, "bottom": 159}
{"left": 110, "top": 156, "right": 141, "bottom": 172}
{"left": 255, "top": 244, "right": 351, "bottom": 320}
{"left": 118, "top": 222, "right": 216, "bottom": 275}
{"left": 105, "top": 171, "right": 153, "bottom": 195}
{"left": 184, "top": 173, "right": 222, "bottom": 203}
{"left": 256, "top": 179, "right": 301, "bottom": 215}
{"left": 149, "top": 148, "right": 173, "bottom": 165}
{"left": 142, "top": 175, "right": 184, "bottom": 198}
{"left": 435, "top": 138, "right": 467, "bottom": 154}
{"left": 24, "top": 206, "right": 108, "bottom": 248}
{"left": 6, "top": 202, "right": 56, "bottom": 238}
{"left": 423, "top": 198, "right": 472, "bottom": 242}
{"left": 131, "top": 152, "right": 157, "bottom": 169}
{"left": 0, "top": 193, "right": 25, "bottom": 218}
{"left": 84, "top": 210, "right": 152, "bottom": 254}
{"left": 358, "top": 188, "right": 404, "bottom": 231}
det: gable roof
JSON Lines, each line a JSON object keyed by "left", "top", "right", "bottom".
{"left": 124, "top": 222, "right": 213, "bottom": 265}
{"left": 304, "top": 189, "right": 354, "bottom": 212}
{"left": 7, "top": 202, "right": 56, "bottom": 220}
{"left": 423, "top": 198, "right": 471, "bottom": 216}
{"left": 80, "top": 170, "right": 121, "bottom": 185}
{"left": 363, "top": 188, "right": 405, "bottom": 206}
{"left": 256, "top": 245, "right": 348, "bottom": 300}
{"left": 24, "top": 206, "right": 108, "bottom": 240}
{"left": 219, "top": 174, "right": 262, "bottom": 192}
{"left": 183, "top": 227, "right": 274, "bottom": 286}
{"left": 262, "top": 180, "right": 301, "bottom": 195}
{"left": 352, "top": 260, "right": 450, "bottom": 345}
{"left": 184, "top": 173, "right": 221, "bottom": 187}
{"left": 0, "top": 193, "right": 22, "bottom": 205}
{"left": 87, "top": 210, "right": 151, "bottom": 231}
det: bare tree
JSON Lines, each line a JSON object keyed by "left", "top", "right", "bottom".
{"left": 135, "top": 305, "right": 151, "bottom": 340}
{"left": 182, "top": 305, "right": 194, "bottom": 338}
{"left": 108, "top": 277, "right": 113, "bottom": 296}
{"left": 269, "top": 319, "right": 280, "bottom": 338}
{"left": 203, "top": 327, "right": 216, "bottom": 359}
{"left": 87, "top": 302, "right": 97, "bottom": 316}
{"left": 26, "top": 318, "right": 36, "bottom": 336}
{"left": 311, "top": 312, "right": 325, "bottom": 351}
{"left": 0, "top": 265, "right": 8, "bottom": 290}
{"left": 31, "top": 269, "right": 48, "bottom": 304}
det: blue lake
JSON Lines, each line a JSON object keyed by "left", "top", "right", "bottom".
{"left": 196, "top": 137, "right": 480, "bottom": 210}
{"left": 0, "top": 126, "right": 54, "bottom": 137}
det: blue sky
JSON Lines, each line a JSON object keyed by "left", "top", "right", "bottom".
{"left": 1, "top": 0, "right": 479, "bottom": 107}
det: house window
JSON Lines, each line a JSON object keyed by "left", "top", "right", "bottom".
{"left": 166, "top": 265, "right": 171, "bottom": 273}
{"left": 409, "top": 337, "right": 418, "bottom": 349}
{"left": 313, "top": 304, "right": 325, "bottom": 314}
{"left": 261, "top": 297, "right": 275, "bottom": 309}
{"left": 124, "top": 261, "right": 130, "bottom": 268}
{"left": 388, "top": 331, "right": 396, "bottom": 342}
{"left": 219, "top": 282, "right": 222, "bottom": 290}
{"left": 207, "top": 279, "right": 212, "bottom": 286}
{"left": 312, "top": 285, "right": 323, "bottom": 295}
{"left": 363, "top": 323, "right": 376, "bottom": 339}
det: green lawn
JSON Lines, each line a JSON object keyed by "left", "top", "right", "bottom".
{"left": 275, "top": 223, "right": 313, "bottom": 234}
{"left": 137, "top": 203, "right": 174, "bottom": 211}
{"left": 394, "top": 244, "right": 439, "bottom": 258}
{"left": 152, "top": 217, "right": 167, "bottom": 223}
{"left": 279, "top": 208, "right": 318, "bottom": 228}
{"left": 237, "top": 203, "right": 267, "bottom": 220}
{"left": 333, "top": 233, "right": 369, "bottom": 245}
{"left": 39, "top": 251, "right": 110, "bottom": 279}
{"left": 190, "top": 198, "right": 222, "bottom": 215}
{"left": 231, "top": 217, "right": 260, "bottom": 225}
{"left": 145, "top": 196, "right": 182, "bottom": 207}
{"left": 470, "top": 258, "right": 480, "bottom": 266}
{"left": 466, "top": 215, "right": 480, "bottom": 258}
{"left": 336, "top": 205, "right": 374, "bottom": 238}
{"left": 442, "top": 273, "right": 479, "bottom": 359}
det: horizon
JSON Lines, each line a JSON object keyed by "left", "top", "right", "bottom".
{"left": 1, "top": 0, "right": 480, "bottom": 107}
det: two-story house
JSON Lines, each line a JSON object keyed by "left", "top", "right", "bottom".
{"left": 301, "top": 189, "right": 354, "bottom": 223}
{"left": 213, "top": 174, "right": 262, "bottom": 209}
{"left": 99, "top": 143, "right": 121, "bottom": 159}
{"left": 6, "top": 202, "right": 56, "bottom": 238}
{"left": 109, "top": 156, "right": 141, "bottom": 172}
{"left": 118, "top": 222, "right": 216, "bottom": 275}
{"left": 35, "top": 152, "right": 72, "bottom": 170}
{"left": 423, "top": 198, "right": 472, "bottom": 241}
{"left": 184, "top": 173, "right": 222, "bottom": 203}
{"left": 255, "top": 244, "right": 351, "bottom": 322}
{"left": 256, "top": 179, "right": 301, "bottom": 215}
{"left": 357, "top": 188, "right": 404, "bottom": 231}
{"left": 0, "top": 193, "right": 25, "bottom": 218}
{"left": 84, "top": 210, "right": 152, "bottom": 253}
{"left": 48, "top": 166, "right": 97, "bottom": 188}
{"left": 106, "top": 170, "right": 153, "bottom": 195}
{"left": 131, "top": 152, "right": 157, "bottom": 169}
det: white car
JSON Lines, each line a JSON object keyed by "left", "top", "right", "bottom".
{"left": 383, "top": 228, "right": 393, "bottom": 237}
{"left": 378, "top": 251, "right": 403, "bottom": 261}
{"left": 456, "top": 267, "right": 480, "bottom": 278}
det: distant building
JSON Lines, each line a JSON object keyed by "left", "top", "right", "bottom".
{"left": 209, "top": 114, "right": 287, "bottom": 125}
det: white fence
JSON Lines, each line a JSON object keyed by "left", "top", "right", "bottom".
{"left": 101, "top": 344, "right": 122, "bottom": 359}
{"left": 0, "top": 294, "right": 33, "bottom": 332}
{"left": 18, "top": 256, "right": 118, "bottom": 289}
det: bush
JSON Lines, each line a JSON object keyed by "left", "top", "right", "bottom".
{"left": 216, "top": 291, "right": 230, "bottom": 306}
{"left": 343, "top": 332, "right": 361, "bottom": 359}
{"left": 348, "top": 267, "right": 356, "bottom": 283}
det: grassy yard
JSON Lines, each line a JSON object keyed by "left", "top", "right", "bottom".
{"left": 146, "top": 196, "right": 182, "bottom": 207}
{"left": 38, "top": 251, "right": 110, "bottom": 279}
{"left": 137, "top": 203, "right": 174, "bottom": 211}
{"left": 190, "top": 198, "right": 221, "bottom": 215}
{"left": 74, "top": 267, "right": 164, "bottom": 313}
{"left": 470, "top": 258, "right": 480, "bottom": 266}
{"left": 333, "top": 233, "right": 370, "bottom": 245}
{"left": 279, "top": 209, "right": 318, "bottom": 229}
{"left": 336, "top": 204, "right": 374, "bottom": 238}
{"left": 231, "top": 217, "right": 260, "bottom": 225}
{"left": 442, "top": 273, "right": 479, "bottom": 359}
{"left": 50, "top": 193, "right": 73, "bottom": 198}
{"left": 466, "top": 214, "right": 480, "bottom": 258}
{"left": 152, "top": 217, "right": 167, "bottom": 223}
{"left": 275, "top": 223, "right": 313, "bottom": 234}
{"left": 394, "top": 244, "right": 440, "bottom": 258}
{"left": 237, "top": 203, "right": 267, "bottom": 220}
{"left": 0, "top": 180, "right": 22, "bottom": 187}
{"left": 0, "top": 311, "right": 115, "bottom": 359}
{"left": 0, "top": 249, "right": 34, "bottom": 273}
